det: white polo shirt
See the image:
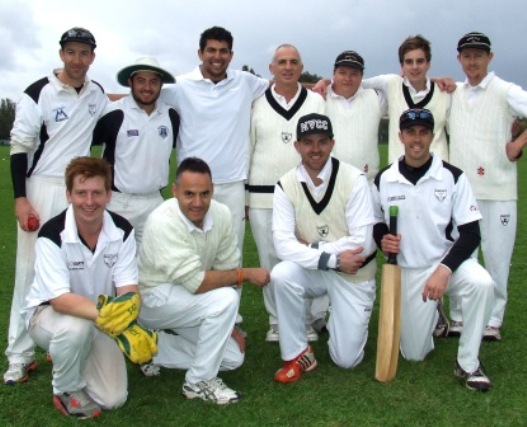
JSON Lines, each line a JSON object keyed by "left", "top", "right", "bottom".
{"left": 161, "top": 67, "right": 269, "bottom": 184}
{"left": 10, "top": 70, "right": 108, "bottom": 178}
{"left": 24, "top": 206, "right": 138, "bottom": 325}
{"left": 371, "top": 154, "right": 481, "bottom": 269}
{"left": 92, "top": 96, "right": 179, "bottom": 193}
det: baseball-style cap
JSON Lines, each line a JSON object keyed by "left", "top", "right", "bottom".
{"left": 296, "top": 113, "right": 334, "bottom": 140}
{"left": 457, "top": 32, "right": 491, "bottom": 53}
{"left": 59, "top": 27, "right": 97, "bottom": 48}
{"left": 117, "top": 57, "right": 175, "bottom": 87}
{"left": 334, "top": 50, "right": 365, "bottom": 71}
{"left": 399, "top": 108, "right": 435, "bottom": 131}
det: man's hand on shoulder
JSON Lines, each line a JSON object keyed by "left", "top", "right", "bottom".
{"left": 431, "top": 76, "right": 457, "bottom": 93}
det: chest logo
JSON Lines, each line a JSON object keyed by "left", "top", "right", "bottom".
{"left": 104, "top": 253, "right": 118, "bottom": 268}
{"left": 281, "top": 132, "right": 292, "bottom": 144}
{"left": 127, "top": 129, "right": 139, "bottom": 137}
{"left": 67, "top": 260, "right": 85, "bottom": 271}
{"left": 158, "top": 126, "right": 168, "bottom": 138}
{"left": 434, "top": 189, "right": 447, "bottom": 202}
{"left": 500, "top": 214, "right": 510, "bottom": 226}
{"left": 54, "top": 107, "right": 69, "bottom": 122}
{"left": 477, "top": 166, "right": 485, "bottom": 176}
{"left": 88, "top": 104, "right": 97, "bottom": 116}
{"left": 317, "top": 225, "right": 329, "bottom": 239}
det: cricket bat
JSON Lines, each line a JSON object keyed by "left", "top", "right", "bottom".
{"left": 375, "top": 205, "right": 402, "bottom": 383}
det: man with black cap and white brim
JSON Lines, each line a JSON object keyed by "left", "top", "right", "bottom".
{"left": 325, "top": 50, "right": 386, "bottom": 182}
{"left": 5, "top": 27, "right": 107, "bottom": 385}
{"left": 270, "top": 113, "right": 377, "bottom": 384}
{"left": 372, "top": 108, "right": 494, "bottom": 391}
{"left": 447, "top": 31, "right": 527, "bottom": 341}
{"left": 92, "top": 57, "right": 179, "bottom": 247}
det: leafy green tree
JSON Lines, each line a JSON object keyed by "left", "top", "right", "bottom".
{"left": 0, "top": 98, "right": 15, "bottom": 141}
{"left": 299, "top": 71, "right": 324, "bottom": 83}
{"left": 242, "top": 65, "right": 260, "bottom": 77}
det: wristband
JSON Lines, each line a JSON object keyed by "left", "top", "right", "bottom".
{"left": 335, "top": 255, "right": 342, "bottom": 272}
{"left": 237, "top": 268, "right": 243, "bottom": 287}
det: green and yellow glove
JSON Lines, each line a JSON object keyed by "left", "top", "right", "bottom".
{"left": 96, "top": 292, "right": 140, "bottom": 337}
{"left": 114, "top": 322, "right": 158, "bottom": 365}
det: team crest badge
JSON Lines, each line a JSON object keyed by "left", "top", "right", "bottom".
{"left": 158, "top": 126, "right": 168, "bottom": 138}
{"left": 281, "top": 132, "right": 292, "bottom": 144}
{"left": 54, "top": 107, "right": 69, "bottom": 122}
{"left": 500, "top": 214, "right": 510, "bottom": 226}
{"left": 88, "top": 104, "right": 97, "bottom": 116}
{"left": 103, "top": 253, "right": 118, "bottom": 268}
{"left": 434, "top": 189, "right": 447, "bottom": 202}
{"left": 317, "top": 225, "right": 329, "bottom": 239}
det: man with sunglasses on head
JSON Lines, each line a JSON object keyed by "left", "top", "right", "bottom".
{"left": 371, "top": 108, "right": 494, "bottom": 391}
{"left": 5, "top": 27, "right": 107, "bottom": 385}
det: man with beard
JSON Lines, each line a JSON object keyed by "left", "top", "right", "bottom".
{"left": 92, "top": 57, "right": 179, "bottom": 247}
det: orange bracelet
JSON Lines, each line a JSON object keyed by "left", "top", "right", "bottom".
{"left": 237, "top": 268, "right": 243, "bottom": 287}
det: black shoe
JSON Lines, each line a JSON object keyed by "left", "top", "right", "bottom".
{"left": 454, "top": 361, "right": 491, "bottom": 392}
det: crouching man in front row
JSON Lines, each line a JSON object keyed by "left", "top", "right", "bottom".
{"left": 23, "top": 157, "right": 157, "bottom": 419}
{"left": 270, "top": 113, "right": 377, "bottom": 383}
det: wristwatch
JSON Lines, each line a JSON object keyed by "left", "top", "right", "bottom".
{"left": 335, "top": 254, "right": 341, "bottom": 272}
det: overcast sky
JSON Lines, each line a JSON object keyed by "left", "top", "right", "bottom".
{"left": 1, "top": 0, "right": 526, "bottom": 101}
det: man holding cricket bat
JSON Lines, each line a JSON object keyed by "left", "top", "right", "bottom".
{"left": 371, "top": 108, "right": 494, "bottom": 391}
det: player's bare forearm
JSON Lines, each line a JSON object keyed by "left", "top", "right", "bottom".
{"left": 197, "top": 267, "right": 270, "bottom": 293}
{"left": 51, "top": 292, "right": 99, "bottom": 320}
{"left": 421, "top": 265, "right": 451, "bottom": 302}
{"left": 506, "top": 128, "right": 527, "bottom": 161}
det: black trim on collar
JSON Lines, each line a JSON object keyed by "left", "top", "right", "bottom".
{"left": 300, "top": 157, "right": 340, "bottom": 215}
{"left": 402, "top": 81, "right": 435, "bottom": 109}
{"left": 264, "top": 86, "right": 308, "bottom": 121}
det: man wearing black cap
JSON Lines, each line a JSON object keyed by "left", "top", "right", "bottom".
{"left": 271, "top": 113, "right": 377, "bottom": 383}
{"left": 325, "top": 50, "right": 386, "bottom": 182}
{"left": 92, "top": 57, "right": 179, "bottom": 247}
{"left": 247, "top": 44, "right": 326, "bottom": 343}
{"left": 447, "top": 32, "right": 527, "bottom": 341}
{"left": 372, "top": 108, "right": 494, "bottom": 391}
{"left": 5, "top": 27, "right": 107, "bottom": 384}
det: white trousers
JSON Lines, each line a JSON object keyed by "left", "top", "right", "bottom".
{"left": 138, "top": 284, "right": 243, "bottom": 384}
{"left": 29, "top": 306, "right": 127, "bottom": 409}
{"left": 6, "top": 176, "right": 69, "bottom": 364}
{"left": 271, "top": 260, "right": 375, "bottom": 368}
{"left": 250, "top": 208, "right": 329, "bottom": 325}
{"left": 449, "top": 200, "right": 516, "bottom": 328}
{"left": 402, "top": 259, "right": 494, "bottom": 372}
{"left": 107, "top": 191, "right": 164, "bottom": 248}
{"left": 213, "top": 181, "right": 246, "bottom": 254}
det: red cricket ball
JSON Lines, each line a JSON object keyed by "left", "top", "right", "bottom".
{"left": 27, "top": 216, "right": 40, "bottom": 232}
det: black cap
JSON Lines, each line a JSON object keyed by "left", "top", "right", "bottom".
{"left": 296, "top": 113, "right": 334, "bottom": 140}
{"left": 399, "top": 108, "right": 435, "bottom": 131}
{"left": 457, "top": 32, "right": 491, "bottom": 53}
{"left": 334, "top": 50, "right": 365, "bottom": 71}
{"left": 60, "top": 27, "right": 97, "bottom": 49}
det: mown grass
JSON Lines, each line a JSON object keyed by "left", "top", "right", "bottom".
{"left": 0, "top": 145, "right": 526, "bottom": 426}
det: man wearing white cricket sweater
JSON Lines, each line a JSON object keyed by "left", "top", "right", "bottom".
{"left": 325, "top": 50, "right": 386, "bottom": 182}
{"left": 447, "top": 32, "right": 527, "bottom": 341}
{"left": 248, "top": 44, "right": 326, "bottom": 343}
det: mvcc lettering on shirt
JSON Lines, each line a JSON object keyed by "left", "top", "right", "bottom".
{"left": 301, "top": 119, "right": 329, "bottom": 132}
{"left": 387, "top": 195, "right": 405, "bottom": 202}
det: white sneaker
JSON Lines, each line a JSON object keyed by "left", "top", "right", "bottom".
{"left": 483, "top": 326, "right": 501, "bottom": 341}
{"left": 140, "top": 362, "right": 161, "bottom": 377}
{"left": 3, "top": 360, "right": 37, "bottom": 384}
{"left": 449, "top": 320, "right": 463, "bottom": 337}
{"left": 265, "top": 325, "right": 279, "bottom": 342}
{"left": 306, "top": 325, "right": 319, "bottom": 342}
{"left": 182, "top": 377, "right": 241, "bottom": 404}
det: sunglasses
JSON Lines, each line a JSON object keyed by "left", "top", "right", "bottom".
{"left": 400, "top": 109, "right": 433, "bottom": 125}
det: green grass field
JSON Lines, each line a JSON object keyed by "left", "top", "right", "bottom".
{"left": 1, "top": 145, "right": 526, "bottom": 426}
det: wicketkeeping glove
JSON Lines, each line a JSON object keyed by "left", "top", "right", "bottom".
{"left": 96, "top": 292, "right": 141, "bottom": 337}
{"left": 114, "top": 322, "right": 158, "bottom": 365}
